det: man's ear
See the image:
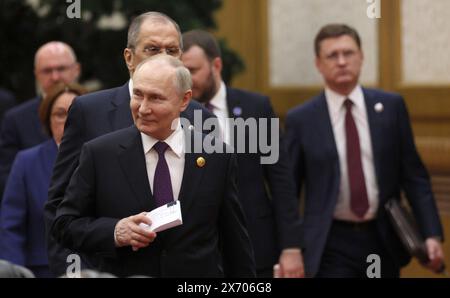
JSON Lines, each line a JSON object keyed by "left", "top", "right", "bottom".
{"left": 180, "top": 90, "right": 192, "bottom": 112}
{"left": 315, "top": 56, "right": 323, "bottom": 74}
{"left": 124, "top": 48, "right": 134, "bottom": 73}
{"left": 211, "top": 57, "right": 223, "bottom": 83}
{"left": 73, "top": 62, "right": 81, "bottom": 80}
{"left": 212, "top": 57, "right": 223, "bottom": 74}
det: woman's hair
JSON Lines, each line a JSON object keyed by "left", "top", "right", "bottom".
{"left": 38, "top": 82, "right": 87, "bottom": 137}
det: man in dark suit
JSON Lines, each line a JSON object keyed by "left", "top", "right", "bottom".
{"left": 45, "top": 12, "right": 213, "bottom": 276}
{"left": 0, "top": 42, "right": 81, "bottom": 197}
{"left": 0, "top": 88, "right": 16, "bottom": 126}
{"left": 285, "top": 24, "right": 445, "bottom": 278}
{"left": 181, "top": 30, "right": 303, "bottom": 278}
{"left": 51, "top": 54, "right": 255, "bottom": 277}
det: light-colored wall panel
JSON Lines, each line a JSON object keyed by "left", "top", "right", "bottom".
{"left": 269, "top": 0, "right": 379, "bottom": 87}
{"left": 402, "top": 0, "right": 450, "bottom": 85}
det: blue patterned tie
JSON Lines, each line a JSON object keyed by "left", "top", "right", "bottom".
{"left": 153, "top": 142, "right": 174, "bottom": 207}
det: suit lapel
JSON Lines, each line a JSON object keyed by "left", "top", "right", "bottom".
{"left": 363, "top": 88, "right": 383, "bottom": 197}
{"left": 226, "top": 88, "right": 249, "bottom": 153}
{"left": 226, "top": 88, "right": 244, "bottom": 119}
{"left": 41, "top": 139, "right": 58, "bottom": 178}
{"left": 315, "top": 93, "right": 339, "bottom": 162}
{"left": 314, "top": 93, "right": 341, "bottom": 208}
{"left": 108, "top": 83, "right": 133, "bottom": 132}
{"left": 177, "top": 131, "right": 206, "bottom": 214}
{"left": 118, "top": 127, "right": 155, "bottom": 210}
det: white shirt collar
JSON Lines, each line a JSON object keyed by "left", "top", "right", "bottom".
{"left": 128, "top": 79, "right": 133, "bottom": 98}
{"left": 141, "top": 121, "right": 184, "bottom": 158}
{"left": 208, "top": 81, "right": 227, "bottom": 111}
{"left": 325, "top": 85, "right": 364, "bottom": 113}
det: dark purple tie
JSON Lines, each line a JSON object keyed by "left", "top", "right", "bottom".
{"left": 204, "top": 101, "right": 214, "bottom": 113}
{"left": 344, "top": 99, "right": 369, "bottom": 218}
{"left": 153, "top": 142, "right": 174, "bottom": 207}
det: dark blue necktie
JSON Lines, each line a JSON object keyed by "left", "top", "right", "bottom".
{"left": 153, "top": 142, "right": 174, "bottom": 207}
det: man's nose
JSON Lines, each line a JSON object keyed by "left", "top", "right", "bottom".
{"left": 51, "top": 70, "right": 62, "bottom": 81}
{"left": 139, "top": 101, "right": 152, "bottom": 114}
{"left": 337, "top": 54, "right": 347, "bottom": 65}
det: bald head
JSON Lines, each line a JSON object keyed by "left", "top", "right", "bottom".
{"left": 34, "top": 42, "right": 77, "bottom": 66}
{"left": 34, "top": 41, "right": 81, "bottom": 95}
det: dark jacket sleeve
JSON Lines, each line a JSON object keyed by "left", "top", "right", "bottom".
{"left": 261, "top": 99, "right": 303, "bottom": 250}
{"left": 395, "top": 96, "right": 443, "bottom": 239}
{"left": 219, "top": 152, "right": 256, "bottom": 277}
{"left": 44, "top": 99, "right": 90, "bottom": 275}
{"left": 0, "top": 153, "right": 28, "bottom": 265}
{"left": 51, "top": 143, "right": 119, "bottom": 257}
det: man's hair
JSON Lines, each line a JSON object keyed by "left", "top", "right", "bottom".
{"left": 127, "top": 12, "right": 183, "bottom": 50}
{"left": 182, "top": 29, "right": 221, "bottom": 61}
{"left": 134, "top": 55, "right": 192, "bottom": 95}
{"left": 314, "top": 24, "right": 361, "bottom": 56}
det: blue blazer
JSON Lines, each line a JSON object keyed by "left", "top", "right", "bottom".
{"left": 0, "top": 97, "right": 49, "bottom": 196}
{"left": 0, "top": 139, "right": 57, "bottom": 268}
{"left": 285, "top": 88, "right": 443, "bottom": 277}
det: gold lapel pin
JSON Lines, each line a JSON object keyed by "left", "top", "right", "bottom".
{"left": 196, "top": 157, "right": 206, "bottom": 168}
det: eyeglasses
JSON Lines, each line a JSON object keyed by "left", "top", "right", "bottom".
{"left": 323, "top": 50, "right": 357, "bottom": 62}
{"left": 51, "top": 110, "right": 68, "bottom": 122}
{"left": 38, "top": 64, "right": 75, "bottom": 76}
{"left": 142, "top": 46, "right": 181, "bottom": 57}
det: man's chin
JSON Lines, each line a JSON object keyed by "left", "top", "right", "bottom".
{"left": 137, "top": 123, "right": 155, "bottom": 133}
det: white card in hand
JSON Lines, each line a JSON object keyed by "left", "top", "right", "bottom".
{"left": 139, "top": 201, "right": 183, "bottom": 232}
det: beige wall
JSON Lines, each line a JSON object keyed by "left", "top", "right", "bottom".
{"left": 402, "top": 0, "right": 450, "bottom": 85}
{"left": 268, "top": 0, "right": 378, "bottom": 87}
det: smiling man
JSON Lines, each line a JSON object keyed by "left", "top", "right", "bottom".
{"left": 51, "top": 55, "right": 255, "bottom": 277}
{"left": 44, "top": 12, "right": 214, "bottom": 276}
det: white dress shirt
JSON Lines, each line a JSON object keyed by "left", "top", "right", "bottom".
{"left": 207, "top": 81, "right": 231, "bottom": 145}
{"left": 141, "top": 122, "right": 185, "bottom": 202}
{"left": 325, "top": 85, "right": 379, "bottom": 221}
{"left": 128, "top": 79, "right": 133, "bottom": 97}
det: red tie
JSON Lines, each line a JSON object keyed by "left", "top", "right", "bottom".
{"left": 344, "top": 99, "right": 369, "bottom": 218}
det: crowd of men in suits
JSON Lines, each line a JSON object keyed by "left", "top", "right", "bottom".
{"left": 0, "top": 11, "right": 445, "bottom": 278}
